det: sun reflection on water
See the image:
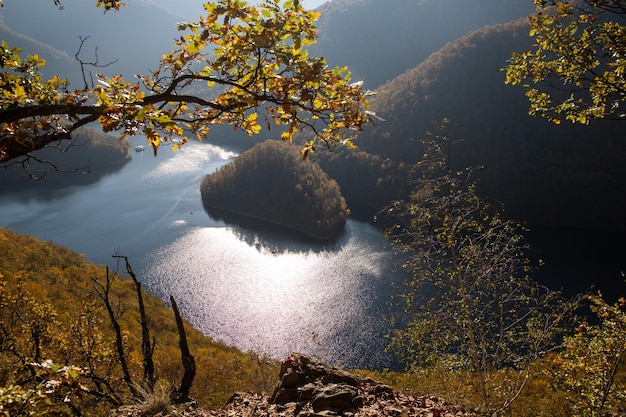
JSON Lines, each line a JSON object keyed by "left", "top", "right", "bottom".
{"left": 143, "top": 222, "right": 397, "bottom": 368}
{"left": 142, "top": 143, "right": 238, "bottom": 179}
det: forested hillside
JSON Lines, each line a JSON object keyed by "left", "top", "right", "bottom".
{"left": 0, "top": 227, "right": 276, "bottom": 415}
{"left": 311, "top": 147, "right": 411, "bottom": 216}
{"left": 311, "top": 0, "right": 533, "bottom": 88}
{"left": 0, "top": 127, "right": 131, "bottom": 193}
{"left": 352, "top": 18, "right": 626, "bottom": 230}
{"left": 201, "top": 140, "right": 349, "bottom": 240}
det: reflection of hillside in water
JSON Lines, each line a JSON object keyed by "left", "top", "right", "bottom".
{"left": 0, "top": 129, "right": 132, "bottom": 199}
{"left": 202, "top": 205, "right": 347, "bottom": 255}
{"left": 0, "top": 159, "right": 130, "bottom": 203}
{"left": 0, "top": 161, "right": 129, "bottom": 202}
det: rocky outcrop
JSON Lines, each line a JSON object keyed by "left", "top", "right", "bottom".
{"left": 111, "top": 353, "right": 479, "bottom": 417}
{"left": 269, "top": 354, "right": 369, "bottom": 412}
{"left": 208, "top": 354, "right": 479, "bottom": 417}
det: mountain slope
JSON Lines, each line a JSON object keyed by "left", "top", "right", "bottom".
{"left": 0, "top": 227, "right": 276, "bottom": 413}
{"left": 311, "top": 0, "right": 533, "bottom": 88}
{"left": 356, "top": 18, "right": 626, "bottom": 230}
{"left": 0, "top": 14, "right": 73, "bottom": 76}
{"left": 0, "top": 0, "right": 187, "bottom": 83}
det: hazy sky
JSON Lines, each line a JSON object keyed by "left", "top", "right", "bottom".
{"left": 149, "top": 0, "right": 329, "bottom": 20}
{"left": 302, "top": 0, "right": 327, "bottom": 8}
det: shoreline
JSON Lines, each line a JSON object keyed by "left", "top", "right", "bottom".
{"left": 201, "top": 201, "right": 346, "bottom": 242}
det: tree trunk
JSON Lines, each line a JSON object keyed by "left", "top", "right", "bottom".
{"left": 94, "top": 267, "right": 139, "bottom": 399}
{"left": 114, "top": 255, "right": 155, "bottom": 390}
{"left": 170, "top": 296, "right": 196, "bottom": 404}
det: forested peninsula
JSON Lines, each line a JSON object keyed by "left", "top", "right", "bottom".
{"left": 200, "top": 140, "right": 349, "bottom": 240}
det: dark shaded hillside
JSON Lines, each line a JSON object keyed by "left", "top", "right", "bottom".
{"left": 355, "top": 18, "right": 626, "bottom": 230}
{"left": 201, "top": 140, "right": 349, "bottom": 240}
{"left": 312, "top": 0, "right": 533, "bottom": 88}
{"left": 311, "top": 147, "right": 411, "bottom": 216}
{"left": 0, "top": 127, "right": 131, "bottom": 194}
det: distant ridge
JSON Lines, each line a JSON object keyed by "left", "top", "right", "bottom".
{"left": 0, "top": 16, "right": 72, "bottom": 62}
{"left": 311, "top": 0, "right": 533, "bottom": 88}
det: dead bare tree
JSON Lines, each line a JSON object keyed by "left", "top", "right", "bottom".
{"left": 92, "top": 256, "right": 197, "bottom": 406}
{"left": 113, "top": 255, "right": 156, "bottom": 391}
{"left": 170, "top": 296, "right": 196, "bottom": 404}
{"left": 92, "top": 266, "right": 140, "bottom": 399}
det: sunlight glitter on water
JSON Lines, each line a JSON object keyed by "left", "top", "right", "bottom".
{"left": 141, "top": 143, "right": 238, "bottom": 179}
{"left": 142, "top": 223, "right": 395, "bottom": 366}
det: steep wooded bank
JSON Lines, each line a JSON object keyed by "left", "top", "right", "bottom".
{"left": 0, "top": 227, "right": 277, "bottom": 414}
{"left": 0, "top": 127, "right": 131, "bottom": 192}
{"left": 200, "top": 140, "right": 349, "bottom": 240}
{"left": 311, "top": 148, "right": 412, "bottom": 215}
{"left": 353, "top": 18, "right": 626, "bottom": 230}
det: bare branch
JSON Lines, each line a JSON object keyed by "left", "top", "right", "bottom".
{"left": 92, "top": 266, "right": 140, "bottom": 399}
{"left": 75, "top": 36, "right": 118, "bottom": 90}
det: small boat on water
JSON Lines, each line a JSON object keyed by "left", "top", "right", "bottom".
{"left": 134, "top": 145, "right": 146, "bottom": 152}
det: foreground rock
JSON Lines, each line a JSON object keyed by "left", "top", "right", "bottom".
{"left": 214, "top": 354, "right": 478, "bottom": 416}
{"left": 113, "top": 354, "right": 478, "bottom": 417}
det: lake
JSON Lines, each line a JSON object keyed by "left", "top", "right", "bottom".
{"left": 1, "top": 139, "right": 624, "bottom": 370}
{"left": 0, "top": 140, "right": 406, "bottom": 370}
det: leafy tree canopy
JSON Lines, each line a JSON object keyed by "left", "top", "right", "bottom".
{"left": 0, "top": 0, "right": 373, "bottom": 164}
{"left": 505, "top": 0, "right": 626, "bottom": 124}
{"left": 201, "top": 139, "right": 349, "bottom": 240}
{"left": 384, "top": 122, "right": 575, "bottom": 414}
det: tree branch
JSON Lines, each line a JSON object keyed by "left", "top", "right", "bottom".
{"left": 75, "top": 35, "right": 119, "bottom": 90}
{"left": 169, "top": 296, "right": 195, "bottom": 404}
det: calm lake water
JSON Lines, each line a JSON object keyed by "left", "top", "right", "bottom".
{"left": 1, "top": 139, "right": 624, "bottom": 370}
{"left": 0, "top": 140, "right": 406, "bottom": 369}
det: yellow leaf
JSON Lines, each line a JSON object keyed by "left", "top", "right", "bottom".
{"left": 13, "top": 85, "right": 26, "bottom": 101}
{"left": 169, "top": 124, "right": 184, "bottom": 136}
{"left": 281, "top": 131, "right": 292, "bottom": 142}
